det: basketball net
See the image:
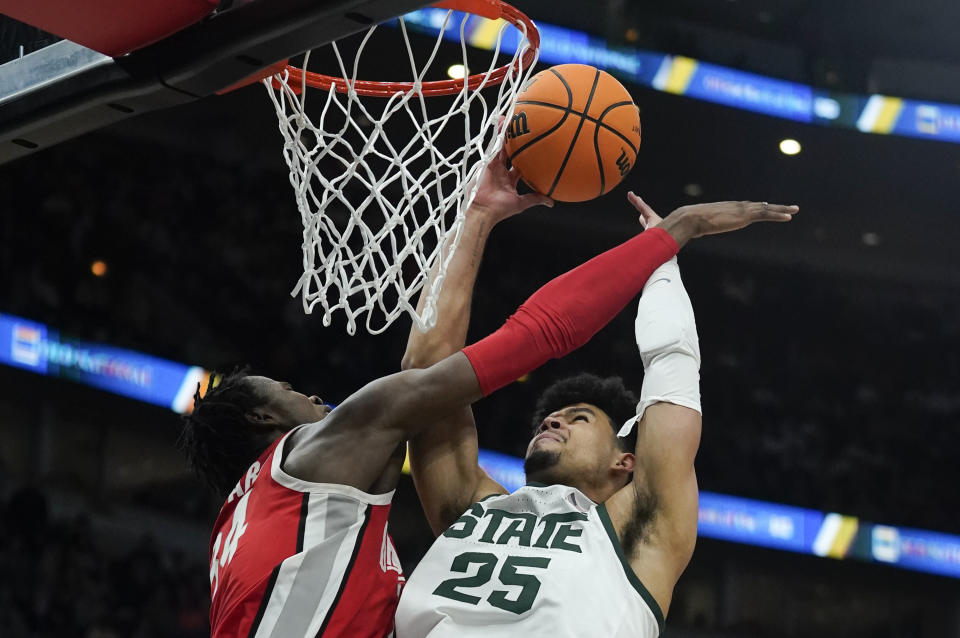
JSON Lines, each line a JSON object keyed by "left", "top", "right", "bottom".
{"left": 264, "top": 1, "right": 539, "bottom": 334}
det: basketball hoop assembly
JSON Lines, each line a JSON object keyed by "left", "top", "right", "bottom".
{"left": 265, "top": 0, "right": 539, "bottom": 335}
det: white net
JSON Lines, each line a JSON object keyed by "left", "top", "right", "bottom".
{"left": 264, "top": 6, "right": 539, "bottom": 334}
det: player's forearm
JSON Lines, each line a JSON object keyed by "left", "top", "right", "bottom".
{"left": 463, "top": 227, "right": 680, "bottom": 396}
{"left": 402, "top": 210, "right": 494, "bottom": 370}
{"left": 621, "top": 257, "right": 702, "bottom": 436}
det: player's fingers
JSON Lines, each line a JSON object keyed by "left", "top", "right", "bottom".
{"left": 508, "top": 164, "right": 523, "bottom": 186}
{"left": 520, "top": 193, "right": 553, "bottom": 209}
{"left": 496, "top": 147, "right": 512, "bottom": 170}
{"left": 768, "top": 203, "right": 799, "bottom": 216}
{"left": 750, "top": 202, "right": 798, "bottom": 213}
{"left": 629, "top": 192, "right": 663, "bottom": 225}
{"left": 754, "top": 202, "right": 798, "bottom": 221}
{"left": 627, "top": 191, "right": 653, "bottom": 215}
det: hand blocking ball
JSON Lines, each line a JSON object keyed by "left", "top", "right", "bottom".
{"left": 504, "top": 64, "right": 641, "bottom": 203}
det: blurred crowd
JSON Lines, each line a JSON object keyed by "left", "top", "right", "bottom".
{"left": 0, "top": 486, "right": 208, "bottom": 638}
{"left": 692, "top": 266, "right": 959, "bottom": 531}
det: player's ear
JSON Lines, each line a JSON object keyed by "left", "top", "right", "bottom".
{"left": 613, "top": 451, "right": 635, "bottom": 475}
{"left": 246, "top": 407, "right": 278, "bottom": 426}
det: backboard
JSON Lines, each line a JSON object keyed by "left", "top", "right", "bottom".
{"left": 0, "top": 0, "right": 432, "bottom": 164}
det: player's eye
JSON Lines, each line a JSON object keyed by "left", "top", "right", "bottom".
{"left": 572, "top": 415, "right": 588, "bottom": 422}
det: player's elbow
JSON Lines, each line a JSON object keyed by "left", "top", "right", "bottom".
{"left": 383, "top": 370, "right": 431, "bottom": 430}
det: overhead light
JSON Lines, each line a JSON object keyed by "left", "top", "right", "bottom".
{"left": 91, "top": 260, "right": 108, "bottom": 277}
{"left": 447, "top": 64, "right": 466, "bottom": 80}
{"left": 862, "top": 232, "right": 881, "bottom": 247}
{"left": 779, "top": 138, "right": 801, "bottom": 155}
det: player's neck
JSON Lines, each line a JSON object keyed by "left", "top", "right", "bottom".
{"left": 529, "top": 476, "right": 617, "bottom": 504}
{"left": 576, "top": 482, "right": 618, "bottom": 505}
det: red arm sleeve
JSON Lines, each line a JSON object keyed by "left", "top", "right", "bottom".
{"left": 462, "top": 227, "right": 679, "bottom": 395}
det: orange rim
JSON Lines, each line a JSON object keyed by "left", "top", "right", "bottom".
{"left": 279, "top": 0, "right": 539, "bottom": 98}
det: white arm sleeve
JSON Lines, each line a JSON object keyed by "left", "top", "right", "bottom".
{"left": 617, "top": 256, "right": 701, "bottom": 437}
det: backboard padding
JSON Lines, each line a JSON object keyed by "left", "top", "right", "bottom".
{"left": 0, "top": 0, "right": 431, "bottom": 164}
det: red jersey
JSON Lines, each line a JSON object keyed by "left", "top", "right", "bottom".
{"left": 208, "top": 427, "right": 404, "bottom": 637}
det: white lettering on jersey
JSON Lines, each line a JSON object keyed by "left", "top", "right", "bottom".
{"left": 380, "top": 525, "right": 404, "bottom": 576}
{"left": 211, "top": 461, "right": 261, "bottom": 597}
{"left": 210, "top": 489, "right": 252, "bottom": 597}
{"left": 210, "top": 532, "right": 223, "bottom": 596}
{"left": 227, "top": 460, "right": 262, "bottom": 504}
{"left": 221, "top": 490, "right": 251, "bottom": 567}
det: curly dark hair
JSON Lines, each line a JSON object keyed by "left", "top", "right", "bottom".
{"left": 178, "top": 368, "right": 274, "bottom": 498}
{"left": 531, "top": 373, "right": 639, "bottom": 452}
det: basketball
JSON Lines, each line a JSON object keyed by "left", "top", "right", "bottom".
{"left": 504, "top": 64, "right": 641, "bottom": 203}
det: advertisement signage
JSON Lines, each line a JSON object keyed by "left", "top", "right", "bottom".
{"left": 0, "top": 313, "right": 204, "bottom": 413}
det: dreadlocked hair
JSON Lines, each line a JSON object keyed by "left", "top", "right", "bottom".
{"left": 178, "top": 367, "right": 274, "bottom": 498}
{"left": 532, "top": 373, "right": 639, "bottom": 452}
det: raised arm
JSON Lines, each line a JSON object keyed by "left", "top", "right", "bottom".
{"left": 604, "top": 194, "right": 797, "bottom": 616}
{"left": 404, "top": 152, "right": 552, "bottom": 534}
{"left": 606, "top": 252, "right": 702, "bottom": 617}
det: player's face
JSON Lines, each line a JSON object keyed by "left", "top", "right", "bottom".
{"left": 244, "top": 375, "right": 331, "bottom": 431}
{"left": 524, "top": 403, "right": 624, "bottom": 486}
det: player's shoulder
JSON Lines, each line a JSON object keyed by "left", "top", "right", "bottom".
{"left": 284, "top": 419, "right": 325, "bottom": 446}
{"left": 471, "top": 470, "right": 509, "bottom": 502}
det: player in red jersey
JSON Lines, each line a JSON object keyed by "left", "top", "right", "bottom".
{"left": 179, "top": 152, "right": 794, "bottom": 638}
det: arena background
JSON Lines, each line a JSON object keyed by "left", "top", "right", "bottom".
{"left": 1, "top": 0, "right": 959, "bottom": 636}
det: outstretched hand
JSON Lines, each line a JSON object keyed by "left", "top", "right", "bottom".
{"left": 469, "top": 148, "right": 554, "bottom": 224}
{"left": 627, "top": 191, "right": 798, "bottom": 246}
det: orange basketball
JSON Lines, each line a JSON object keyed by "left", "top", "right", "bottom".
{"left": 504, "top": 64, "right": 641, "bottom": 203}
